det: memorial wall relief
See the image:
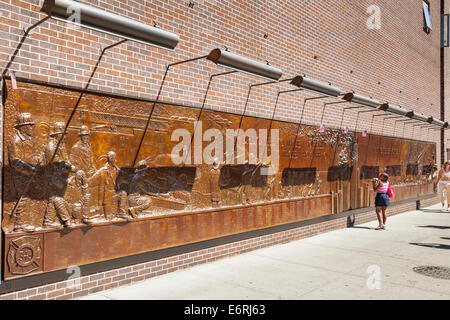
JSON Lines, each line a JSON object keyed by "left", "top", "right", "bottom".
{"left": 2, "top": 80, "right": 436, "bottom": 279}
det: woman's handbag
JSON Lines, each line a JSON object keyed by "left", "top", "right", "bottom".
{"left": 387, "top": 184, "right": 394, "bottom": 198}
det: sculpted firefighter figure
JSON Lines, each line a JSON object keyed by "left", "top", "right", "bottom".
{"left": 43, "top": 122, "right": 72, "bottom": 170}
{"left": 89, "top": 151, "right": 130, "bottom": 221}
{"left": 238, "top": 160, "right": 252, "bottom": 205}
{"left": 264, "top": 162, "right": 278, "bottom": 201}
{"left": 239, "top": 160, "right": 262, "bottom": 205}
{"left": 127, "top": 161, "right": 154, "bottom": 217}
{"left": 43, "top": 122, "right": 81, "bottom": 228}
{"left": 159, "top": 169, "right": 191, "bottom": 205}
{"left": 70, "top": 125, "right": 96, "bottom": 177}
{"left": 7, "top": 113, "right": 40, "bottom": 233}
{"left": 44, "top": 169, "right": 94, "bottom": 228}
{"left": 218, "top": 165, "right": 237, "bottom": 205}
{"left": 127, "top": 161, "right": 153, "bottom": 217}
{"left": 209, "top": 157, "right": 221, "bottom": 208}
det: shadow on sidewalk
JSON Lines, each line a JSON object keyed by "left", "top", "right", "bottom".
{"left": 410, "top": 243, "right": 450, "bottom": 250}
{"left": 346, "top": 215, "right": 355, "bottom": 227}
{"left": 417, "top": 225, "right": 450, "bottom": 230}
{"left": 419, "top": 209, "right": 449, "bottom": 214}
{"left": 345, "top": 215, "right": 374, "bottom": 230}
{"left": 441, "top": 237, "right": 450, "bottom": 241}
{"left": 348, "top": 226, "right": 373, "bottom": 230}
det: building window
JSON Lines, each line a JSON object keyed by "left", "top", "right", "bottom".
{"left": 423, "top": 0, "right": 432, "bottom": 33}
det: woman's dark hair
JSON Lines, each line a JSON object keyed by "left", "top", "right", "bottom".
{"left": 444, "top": 161, "right": 450, "bottom": 170}
{"left": 380, "top": 173, "right": 389, "bottom": 180}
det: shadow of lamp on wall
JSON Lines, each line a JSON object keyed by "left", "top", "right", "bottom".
{"left": 340, "top": 92, "right": 381, "bottom": 135}
{"left": 285, "top": 76, "right": 343, "bottom": 169}
{"left": 137, "top": 47, "right": 285, "bottom": 167}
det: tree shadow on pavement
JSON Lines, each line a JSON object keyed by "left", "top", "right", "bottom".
{"left": 410, "top": 243, "right": 450, "bottom": 250}
{"left": 417, "top": 225, "right": 450, "bottom": 230}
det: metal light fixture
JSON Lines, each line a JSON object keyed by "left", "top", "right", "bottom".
{"left": 407, "top": 111, "right": 430, "bottom": 123}
{"left": 342, "top": 93, "right": 380, "bottom": 108}
{"left": 427, "top": 116, "right": 447, "bottom": 128}
{"left": 290, "top": 75, "right": 341, "bottom": 97}
{"left": 40, "top": 0, "right": 179, "bottom": 50}
{"left": 207, "top": 48, "right": 282, "bottom": 81}
{"left": 378, "top": 103, "right": 410, "bottom": 116}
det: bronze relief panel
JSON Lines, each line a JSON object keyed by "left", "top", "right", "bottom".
{"left": 2, "top": 80, "right": 436, "bottom": 235}
{"left": 1, "top": 80, "right": 437, "bottom": 279}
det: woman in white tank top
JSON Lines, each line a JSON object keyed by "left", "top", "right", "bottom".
{"left": 437, "top": 161, "right": 450, "bottom": 211}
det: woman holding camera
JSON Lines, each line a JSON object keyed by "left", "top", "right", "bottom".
{"left": 372, "top": 173, "right": 392, "bottom": 230}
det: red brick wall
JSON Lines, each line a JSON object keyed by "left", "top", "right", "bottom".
{"left": 0, "top": 196, "right": 439, "bottom": 300}
{"left": 0, "top": 0, "right": 444, "bottom": 300}
{"left": 0, "top": 1, "right": 443, "bottom": 149}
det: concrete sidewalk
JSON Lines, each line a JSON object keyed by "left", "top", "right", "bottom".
{"left": 78, "top": 204, "right": 450, "bottom": 300}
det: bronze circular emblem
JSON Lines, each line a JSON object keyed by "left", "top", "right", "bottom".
{"left": 15, "top": 244, "right": 35, "bottom": 267}
{"left": 7, "top": 236, "right": 42, "bottom": 276}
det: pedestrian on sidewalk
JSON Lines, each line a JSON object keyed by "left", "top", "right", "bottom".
{"left": 372, "top": 173, "right": 392, "bottom": 230}
{"left": 436, "top": 161, "right": 450, "bottom": 212}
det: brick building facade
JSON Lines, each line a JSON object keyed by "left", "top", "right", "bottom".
{"left": 0, "top": 0, "right": 447, "bottom": 299}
